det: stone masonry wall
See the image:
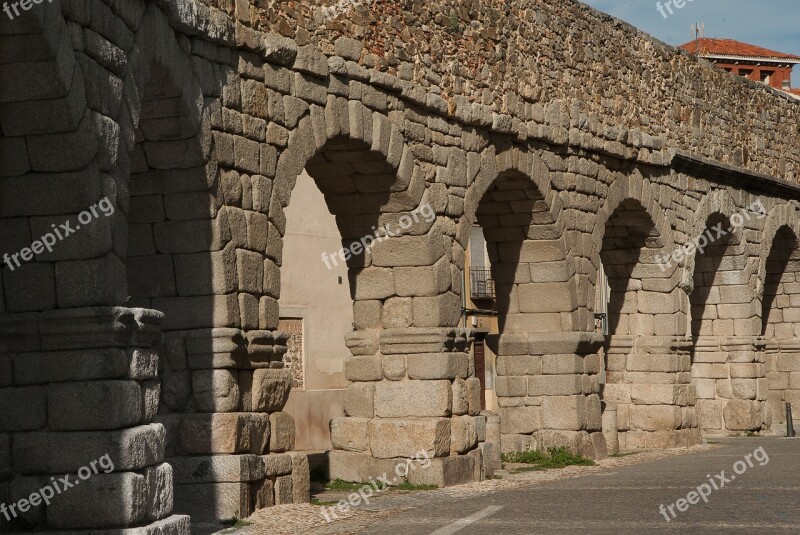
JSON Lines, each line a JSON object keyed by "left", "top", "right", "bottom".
{"left": 2, "top": 0, "right": 800, "bottom": 531}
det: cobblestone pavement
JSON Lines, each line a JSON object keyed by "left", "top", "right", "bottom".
{"left": 223, "top": 442, "right": 727, "bottom": 535}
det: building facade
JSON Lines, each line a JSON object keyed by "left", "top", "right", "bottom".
{"left": 680, "top": 37, "right": 800, "bottom": 97}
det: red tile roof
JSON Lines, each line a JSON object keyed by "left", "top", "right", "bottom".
{"left": 680, "top": 38, "right": 800, "bottom": 61}
{"left": 791, "top": 89, "right": 800, "bottom": 95}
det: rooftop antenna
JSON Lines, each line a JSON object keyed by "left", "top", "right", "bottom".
{"left": 691, "top": 22, "right": 705, "bottom": 54}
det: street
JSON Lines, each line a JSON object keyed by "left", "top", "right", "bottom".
{"left": 362, "top": 437, "right": 799, "bottom": 534}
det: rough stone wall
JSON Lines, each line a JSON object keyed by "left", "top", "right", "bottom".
{"left": 228, "top": 0, "right": 800, "bottom": 180}
{"left": 2, "top": 0, "right": 800, "bottom": 531}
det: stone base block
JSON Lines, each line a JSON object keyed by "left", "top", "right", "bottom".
{"left": 619, "top": 428, "right": 701, "bottom": 450}
{"left": 500, "top": 433, "right": 532, "bottom": 453}
{"left": 328, "top": 450, "right": 402, "bottom": 483}
{"left": 724, "top": 399, "right": 763, "bottom": 431}
{"left": 501, "top": 429, "right": 607, "bottom": 459}
{"left": 174, "top": 482, "right": 250, "bottom": 524}
{"left": 170, "top": 455, "right": 265, "bottom": 484}
{"left": 329, "top": 450, "right": 480, "bottom": 487}
{"left": 406, "top": 455, "right": 477, "bottom": 487}
{"left": 176, "top": 413, "right": 269, "bottom": 455}
{"left": 478, "top": 442, "right": 497, "bottom": 478}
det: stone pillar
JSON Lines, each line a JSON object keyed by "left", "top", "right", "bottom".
{"left": 491, "top": 332, "right": 607, "bottom": 458}
{"left": 601, "top": 403, "right": 619, "bottom": 454}
{"left": 159, "top": 328, "right": 309, "bottom": 524}
{"left": 764, "top": 339, "right": 800, "bottom": 428}
{"left": 0, "top": 307, "right": 189, "bottom": 532}
{"left": 329, "top": 328, "right": 492, "bottom": 487}
{"left": 692, "top": 336, "right": 768, "bottom": 434}
{"left": 605, "top": 336, "right": 699, "bottom": 450}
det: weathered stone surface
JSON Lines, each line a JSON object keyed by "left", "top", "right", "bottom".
{"left": 330, "top": 417, "right": 370, "bottom": 452}
{"left": 268, "top": 411, "right": 295, "bottom": 453}
{"left": 251, "top": 368, "right": 292, "bottom": 412}
{"left": 406, "top": 455, "right": 475, "bottom": 488}
{"left": 173, "top": 482, "right": 250, "bottom": 524}
{"left": 344, "top": 383, "right": 376, "bottom": 418}
{"left": 192, "top": 369, "right": 241, "bottom": 412}
{"left": 47, "top": 472, "right": 147, "bottom": 529}
{"left": 177, "top": 413, "right": 269, "bottom": 455}
{"left": 542, "top": 396, "right": 588, "bottom": 430}
{"left": 48, "top": 381, "right": 142, "bottom": 431}
{"left": 290, "top": 452, "right": 311, "bottom": 503}
{"left": 375, "top": 380, "right": 452, "bottom": 418}
{"left": 13, "top": 424, "right": 166, "bottom": 474}
{"left": 0, "top": 434, "right": 9, "bottom": 479}
{"left": 368, "top": 418, "right": 450, "bottom": 458}
{"left": 452, "top": 377, "right": 468, "bottom": 416}
{"left": 724, "top": 399, "right": 763, "bottom": 431}
{"left": 344, "top": 356, "right": 384, "bottom": 382}
{"left": 406, "top": 353, "right": 469, "bottom": 380}
{"left": 171, "top": 454, "right": 264, "bottom": 484}
{"left": 263, "top": 453, "right": 293, "bottom": 477}
{"left": 450, "top": 415, "right": 478, "bottom": 454}
{"left": 499, "top": 406, "right": 542, "bottom": 434}
{"left": 274, "top": 474, "right": 293, "bottom": 504}
{"left": 145, "top": 463, "right": 174, "bottom": 522}
{"left": 0, "top": 386, "right": 46, "bottom": 431}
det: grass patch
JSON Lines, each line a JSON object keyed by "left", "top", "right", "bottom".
{"left": 502, "top": 447, "right": 595, "bottom": 469}
{"left": 393, "top": 481, "right": 438, "bottom": 491}
{"left": 325, "top": 479, "right": 366, "bottom": 491}
{"left": 220, "top": 516, "right": 253, "bottom": 528}
{"left": 746, "top": 430, "right": 759, "bottom": 437}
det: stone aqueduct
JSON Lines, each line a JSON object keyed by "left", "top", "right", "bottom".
{"left": 1, "top": 0, "right": 800, "bottom": 531}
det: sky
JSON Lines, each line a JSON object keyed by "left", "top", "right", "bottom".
{"left": 581, "top": 0, "right": 800, "bottom": 86}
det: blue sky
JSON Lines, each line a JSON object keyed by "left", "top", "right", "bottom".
{"left": 582, "top": 0, "right": 800, "bottom": 85}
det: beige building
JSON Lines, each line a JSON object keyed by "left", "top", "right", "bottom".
{"left": 281, "top": 170, "right": 352, "bottom": 450}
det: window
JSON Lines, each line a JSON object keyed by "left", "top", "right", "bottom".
{"left": 469, "top": 225, "right": 494, "bottom": 299}
{"left": 738, "top": 69, "right": 753, "bottom": 78}
{"left": 760, "top": 70, "right": 774, "bottom": 84}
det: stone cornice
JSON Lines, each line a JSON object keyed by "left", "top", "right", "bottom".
{"left": 672, "top": 150, "right": 800, "bottom": 199}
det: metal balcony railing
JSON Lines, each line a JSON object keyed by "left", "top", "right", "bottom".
{"left": 469, "top": 268, "right": 495, "bottom": 299}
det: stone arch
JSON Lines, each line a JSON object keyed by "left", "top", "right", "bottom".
{"left": 681, "top": 188, "right": 741, "bottom": 293}
{"left": 0, "top": 1, "right": 103, "bottom": 313}
{"left": 591, "top": 173, "right": 678, "bottom": 336}
{"left": 589, "top": 172, "right": 676, "bottom": 323}
{"left": 461, "top": 145, "right": 604, "bottom": 459}
{"left": 757, "top": 204, "right": 800, "bottom": 428}
{"left": 593, "top": 173, "right": 697, "bottom": 451}
{"left": 686, "top": 210, "right": 749, "bottom": 339}
{"left": 0, "top": 2, "right": 199, "bottom": 532}
{"left": 271, "top": 96, "right": 446, "bottom": 335}
{"left": 465, "top": 145, "right": 574, "bottom": 334}
{"left": 685, "top": 201, "right": 761, "bottom": 435}
{"left": 756, "top": 201, "right": 800, "bottom": 303}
